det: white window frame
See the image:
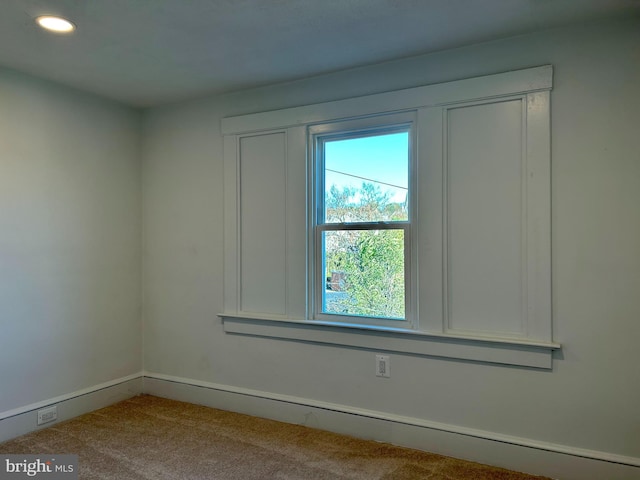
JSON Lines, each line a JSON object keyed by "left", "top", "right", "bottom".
{"left": 309, "top": 114, "right": 417, "bottom": 329}
{"left": 219, "top": 65, "right": 560, "bottom": 369}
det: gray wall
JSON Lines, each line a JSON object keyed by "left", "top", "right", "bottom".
{"left": 0, "top": 14, "right": 636, "bottom": 468}
{"left": 0, "top": 68, "right": 142, "bottom": 413}
{"left": 142, "top": 17, "right": 640, "bottom": 460}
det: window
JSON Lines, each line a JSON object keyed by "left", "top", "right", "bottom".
{"left": 220, "top": 66, "right": 559, "bottom": 368}
{"left": 310, "top": 117, "right": 415, "bottom": 328}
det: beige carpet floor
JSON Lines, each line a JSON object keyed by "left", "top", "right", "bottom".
{"left": 0, "top": 395, "right": 551, "bottom": 479}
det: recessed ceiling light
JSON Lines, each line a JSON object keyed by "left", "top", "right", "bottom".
{"left": 36, "top": 16, "right": 76, "bottom": 33}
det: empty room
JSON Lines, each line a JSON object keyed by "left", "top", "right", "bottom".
{"left": 0, "top": 1, "right": 638, "bottom": 479}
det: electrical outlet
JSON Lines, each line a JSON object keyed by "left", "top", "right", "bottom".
{"left": 375, "top": 354, "right": 390, "bottom": 378}
{"left": 37, "top": 406, "right": 57, "bottom": 425}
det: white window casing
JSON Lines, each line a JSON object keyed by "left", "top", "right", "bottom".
{"left": 220, "top": 65, "right": 559, "bottom": 369}
{"left": 309, "top": 113, "right": 417, "bottom": 330}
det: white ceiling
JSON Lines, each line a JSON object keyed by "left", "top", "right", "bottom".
{"left": 0, "top": 0, "right": 638, "bottom": 107}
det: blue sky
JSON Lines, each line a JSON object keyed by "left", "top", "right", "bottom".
{"left": 324, "top": 131, "right": 409, "bottom": 203}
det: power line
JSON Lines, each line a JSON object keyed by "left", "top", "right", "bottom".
{"left": 325, "top": 168, "right": 408, "bottom": 191}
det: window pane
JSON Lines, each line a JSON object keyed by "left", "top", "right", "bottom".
{"left": 324, "top": 132, "right": 409, "bottom": 223}
{"left": 322, "top": 229, "right": 405, "bottom": 320}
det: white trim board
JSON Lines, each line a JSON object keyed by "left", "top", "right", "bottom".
{"left": 221, "top": 65, "right": 552, "bottom": 134}
{"left": 143, "top": 372, "right": 640, "bottom": 480}
{"left": 0, "top": 373, "right": 143, "bottom": 443}
{"left": 2, "top": 372, "right": 637, "bottom": 479}
{"left": 221, "top": 315, "right": 558, "bottom": 369}
{"left": 221, "top": 64, "right": 557, "bottom": 367}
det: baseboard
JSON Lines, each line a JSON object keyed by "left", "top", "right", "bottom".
{"left": 143, "top": 372, "right": 639, "bottom": 480}
{"left": 0, "top": 373, "right": 143, "bottom": 443}
{"left": 3, "top": 371, "right": 637, "bottom": 480}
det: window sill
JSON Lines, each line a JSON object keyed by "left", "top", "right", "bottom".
{"left": 219, "top": 313, "right": 561, "bottom": 369}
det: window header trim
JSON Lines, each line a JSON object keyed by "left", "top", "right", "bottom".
{"left": 221, "top": 65, "right": 552, "bottom": 135}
